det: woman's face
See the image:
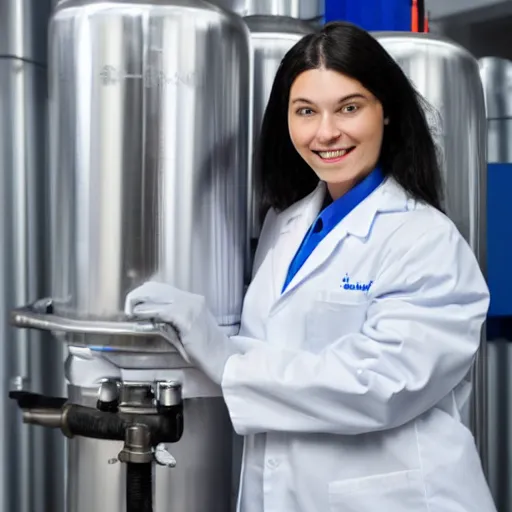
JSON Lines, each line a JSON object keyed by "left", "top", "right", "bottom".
{"left": 288, "top": 68, "right": 387, "bottom": 199}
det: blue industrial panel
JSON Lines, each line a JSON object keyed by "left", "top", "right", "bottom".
{"left": 324, "top": 0, "right": 412, "bottom": 32}
{"left": 487, "top": 163, "right": 512, "bottom": 318}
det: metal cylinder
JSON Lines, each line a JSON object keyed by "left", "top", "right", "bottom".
{"left": 478, "top": 56, "right": 512, "bottom": 511}
{"left": 119, "top": 424, "right": 153, "bottom": 464}
{"left": 48, "top": 1, "right": 250, "bottom": 511}
{"left": 243, "top": 15, "right": 312, "bottom": 243}
{"left": 49, "top": 0, "right": 249, "bottom": 328}
{"left": 157, "top": 381, "right": 182, "bottom": 407}
{"left": 374, "top": 32, "right": 488, "bottom": 472}
{"left": 0, "top": 1, "right": 65, "bottom": 512}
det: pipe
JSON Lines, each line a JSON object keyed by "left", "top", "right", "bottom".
{"left": 10, "top": 391, "right": 183, "bottom": 512}
{"left": 411, "top": 0, "right": 418, "bottom": 32}
{"left": 126, "top": 463, "right": 153, "bottom": 512}
{"left": 10, "top": 391, "right": 184, "bottom": 444}
{"left": 120, "top": 425, "right": 154, "bottom": 512}
{"left": 22, "top": 409, "right": 63, "bottom": 430}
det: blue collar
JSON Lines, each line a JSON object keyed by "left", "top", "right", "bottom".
{"left": 315, "top": 167, "right": 385, "bottom": 235}
{"left": 281, "top": 167, "right": 385, "bottom": 293}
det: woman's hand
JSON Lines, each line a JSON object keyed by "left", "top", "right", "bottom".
{"left": 124, "top": 281, "right": 249, "bottom": 384}
{"left": 125, "top": 281, "right": 206, "bottom": 340}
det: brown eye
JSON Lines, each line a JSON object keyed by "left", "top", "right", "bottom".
{"left": 297, "top": 107, "right": 314, "bottom": 116}
{"left": 342, "top": 104, "right": 359, "bottom": 114}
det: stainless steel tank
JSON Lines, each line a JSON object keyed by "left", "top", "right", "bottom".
{"left": 49, "top": 0, "right": 250, "bottom": 327}
{"left": 478, "top": 56, "right": 512, "bottom": 512}
{"left": 44, "top": 0, "right": 250, "bottom": 511}
{"left": 244, "top": 15, "right": 312, "bottom": 243}
{"left": 374, "top": 32, "right": 488, "bottom": 472}
{"left": 0, "top": 1, "right": 65, "bottom": 512}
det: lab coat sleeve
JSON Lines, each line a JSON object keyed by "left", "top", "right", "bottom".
{"left": 221, "top": 224, "right": 490, "bottom": 436}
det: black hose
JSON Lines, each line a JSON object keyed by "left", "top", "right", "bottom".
{"left": 64, "top": 403, "right": 183, "bottom": 443}
{"left": 66, "top": 405, "right": 127, "bottom": 440}
{"left": 126, "top": 462, "right": 153, "bottom": 512}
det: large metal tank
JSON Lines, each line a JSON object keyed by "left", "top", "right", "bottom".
{"left": 243, "top": 15, "right": 312, "bottom": 244}
{"left": 374, "top": 32, "right": 488, "bottom": 472}
{"left": 478, "top": 56, "right": 512, "bottom": 512}
{"left": 0, "top": 1, "right": 65, "bottom": 512}
{"left": 44, "top": 0, "right": 250, "bottom": 511}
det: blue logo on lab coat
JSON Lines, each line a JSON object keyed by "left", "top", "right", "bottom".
{"left": 341, "top": 274, "right": 373, "bottom": 292}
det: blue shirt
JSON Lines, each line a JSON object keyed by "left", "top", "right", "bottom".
{"left": 282, "top": 168, "right": 385, "bottom": 293}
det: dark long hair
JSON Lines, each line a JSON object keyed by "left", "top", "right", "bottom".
{"left": 255, "top": 21, "right": 443, "bottom": 215}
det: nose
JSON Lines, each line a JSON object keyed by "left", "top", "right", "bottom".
{"left": 316, "top": 113, "right": 342, "bottom": 144}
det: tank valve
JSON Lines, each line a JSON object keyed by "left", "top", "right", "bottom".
{"left": 118, "top": 424, "right": 153, "bottom": 464}
{"left": 9, "top": 381, "right": 184, "bottom": 512}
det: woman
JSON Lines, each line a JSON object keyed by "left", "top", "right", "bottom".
{"left": 125, "top": 21, "right": 496, "bottom": 512}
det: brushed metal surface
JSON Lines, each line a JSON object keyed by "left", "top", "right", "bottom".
{"left": 211, "top": 0, "right": 323, "bottom": 19}
{"left": 486, "top": 341, "right": 512, "bottom": 512}
{"left": 1, "top": 3, "right": 63, "bottom": 509}
{"left": 479, "top": 57, "right": 512, "bottom": 163}
{"left": 0, "top": 0, "right": 52, "bottom": 63}
{"left": 49, "top": 0, "right": 250, "bottom": 329}
{"left": 244, "top": 15, "right": 312, "bottom": 242}
{"left": 374, "top": 31, "right": 488, "bottom": 473}
{"left": 0, "top": 56, "right": 65, "bottom": 512}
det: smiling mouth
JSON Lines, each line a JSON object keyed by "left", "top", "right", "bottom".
{"left": 314, "top": 147, "right": 356, "bottom": 160}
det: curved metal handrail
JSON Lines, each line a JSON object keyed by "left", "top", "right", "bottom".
{"left": 10, "top": 299, "right": 189, "bottom": 361}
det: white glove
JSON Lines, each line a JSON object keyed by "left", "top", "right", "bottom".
{"left": 124, "top": 281, "right": 255, "bottom": 385}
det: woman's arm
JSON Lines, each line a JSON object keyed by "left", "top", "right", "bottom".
{"left": 221, "top": 224, "right": 489, "bottom": 436}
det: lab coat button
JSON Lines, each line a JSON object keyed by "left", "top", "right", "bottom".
{"left": 266, "top": 458, "right": 280, "bottom": 469}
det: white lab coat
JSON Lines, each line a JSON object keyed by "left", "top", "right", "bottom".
{"left": 221, "top": 177, "right": 496, "bottom": 512}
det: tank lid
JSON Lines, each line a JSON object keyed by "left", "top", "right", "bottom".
{"left": 372, "top": 31, "right": 477, "bottom": 65}
{"left": 210, "top": 0, "right": 323, "bottom": 20}
{"left": 244, "top": 14, "right": 314, "bottom": 35}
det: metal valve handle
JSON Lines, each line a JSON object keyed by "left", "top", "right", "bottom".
{"left": 10, "top": 299, "right": 190, "bottom": 361}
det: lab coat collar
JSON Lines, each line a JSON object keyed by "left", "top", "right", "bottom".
{"left": 271, "top": 177, "right": 413, "bottom": 306}
{"left": 279, "top": 177, "right": 411, "bottom": 237}
{"left": 278, "top": 182, "right": 326, "bottom": 235}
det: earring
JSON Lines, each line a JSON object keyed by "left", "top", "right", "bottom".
{"left": 384, "top": 118, "right": 390, "bottom": 125}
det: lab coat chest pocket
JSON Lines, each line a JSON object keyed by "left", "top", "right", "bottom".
{"left": 305, "top": 290, "right": 369, "bottom": 353}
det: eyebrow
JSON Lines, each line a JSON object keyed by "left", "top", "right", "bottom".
{"left": 291, "top": 93, "right": 366, "bottom": 105}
